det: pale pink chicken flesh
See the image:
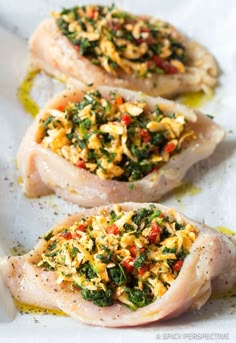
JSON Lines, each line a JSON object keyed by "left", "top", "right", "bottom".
{"left": 0, "top": 203, "right": 235, "bottom": 327}
{"left": 17, "top": 86, "right": 225, "bottom": 207}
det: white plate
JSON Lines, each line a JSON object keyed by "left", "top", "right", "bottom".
{"left": 0, "top": 1, "right": 236, "bottom": 342}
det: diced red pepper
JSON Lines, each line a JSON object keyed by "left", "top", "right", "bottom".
{"left": 122, "top": 257, "right": 134, "bottom": 272}
{"left": 140, "top": 129, "right": 151, "bottom": 143}
{"left": 75, "top": 159, "right": 86, "bottom": 169}
{"left": 148, "top": 222, "right": 161, "bottom": 244}
{"left": 152, "top": 55, "right": 165, "bottom": 68}
{"left": 173, "top": 259, "right": 184, "bottom": 272}
{"left": 165, "top": 64, "right": 178, "bottom": 74}
{"left": 164, "top": 142, "right": 176, "bottom": 154}
{"left": 57, "top": 105, "right": 65, "bottom": 111}
{"left": 106, "top": 224, "right": 119, "bottom": 235}
{"left": 138, "top": 262, "right": 153, "bottom": 276}
{"left": 116, "top": 96, "right": 124, "bottom": 106}
{"left": 74, "top": 224, "right": 86, "bottom": 239}
{"left": 130, "top": 246, "right": 145, "bottom": 257}
{"left": 138, "top": 265, "right": 147, "bottom": 276}
{"left": 89, "top": 9, "right": 96, "bottom": 19}
{"left": 77, "top": 224, "right": 87, "bottom": 232}
{"left": 60, "top": 231, "right": 72, "bottom": 240}
{"left": 130, "top": 245, "right": 137, "bottom": 257}
{"left": 122, "top": 114, "right": 131, "bottom": 126}
{"left": 152, "top": 56, "right": 178, "bottom": 75}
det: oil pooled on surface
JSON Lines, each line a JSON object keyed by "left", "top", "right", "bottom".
{"left": 178, "top": 91, "right": 213, "bottom": 109}
{"left": 15, "top": 300, "right": 67, "bottom": 316}
{"left": 17, "top": 70, "right": 40, "bottom": 117}
{"left": 174, "top": 182, "right": 201, "bottom": 199}
{"left": 215, "top": 226, "right": 235, "bottom": 236}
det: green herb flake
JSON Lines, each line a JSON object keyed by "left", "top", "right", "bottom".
{"left": 129, "top": 183, "right": 134, "bottom": 190}
{"left": 133, "top": 252, "right": 147, "bottom": 269}
{"left": 44, "top": 231, "right": 54, "bottom": 242}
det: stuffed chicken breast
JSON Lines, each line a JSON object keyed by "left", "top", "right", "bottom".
{"left": 17, "top": 86, "right": 225, "bottom": 207}
{"left": 1, "top": 203, "right": 235, "bottom": 327}
{"left": 29, "top": 4, "right": 218, "bottom": 97}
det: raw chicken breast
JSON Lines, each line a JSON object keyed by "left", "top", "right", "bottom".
{"left": 17, "top": 86, "right": 225, "bottom": 207}
{"left": 0, "top": 203, "right": 235, "bottom": 327}
{"left": 29, "top": 9, "right": 218, "bottom": 98}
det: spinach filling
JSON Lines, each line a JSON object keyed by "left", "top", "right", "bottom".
{"left": 40, "top": 90, "right": 195, "bottom": 182}
{"left": 39, "top": 205, "right": 198, "bottom": 310}
{"left": 53, "top": 5, "right": 186, "bottom": 76}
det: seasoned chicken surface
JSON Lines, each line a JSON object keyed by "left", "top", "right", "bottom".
{"left": 1, "top": 203, "right": 235, "bottom": 327}
{"left": 17, "top": 86, "right": 224, "bottom": 207}
{"left": 29, "top": 5, "right": 218, "bottom": 97}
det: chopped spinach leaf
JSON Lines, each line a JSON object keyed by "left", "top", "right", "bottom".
{"left": 108, "top": 264, "right": 126, "bottom": 286}
{"left": 78, "top": 261, "right": 97, "bottom": 280}
{"left": 125, "top": 284, "right": 153, "bottom": 309}
{"left": 44, "top": 231, "right": 54, "bottom": 242}
{"left": 81, "top": 287, "right": 114, "bottom": 307}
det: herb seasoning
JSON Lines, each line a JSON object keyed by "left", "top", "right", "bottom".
{"left": 38, "top": 205, "right": 198, "bottom": 310}
{"left": 52, "top": 4, "right": 186, "bottom": 77}
{"left": 39, "top": 90, "right": 196, "bottom": 181}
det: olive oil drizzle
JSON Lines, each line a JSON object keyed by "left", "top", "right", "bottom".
{"left": 215, "top": 226, "right": 235, "bottom": 236}
{"left": 174, "top": 182, "right": 201, "bottom": 199}
{"left": 17, "top": 70, "right": 40, "bottom": 117}
{"left": 14, "top": 299, "right": 67, "bottom": 316}
{"left": 178, "top": 91, "right": 213, "bottom": 109}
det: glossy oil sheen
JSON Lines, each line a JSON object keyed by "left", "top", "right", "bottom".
{"left": 179, "top": 91, "right": 213, "bottom": 108}
{"left": 17, "top": 70, "right": 39, "bottom": 117}
{"left": 14, "top": 299, "right": 67, "bottom": 316}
